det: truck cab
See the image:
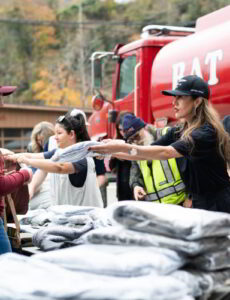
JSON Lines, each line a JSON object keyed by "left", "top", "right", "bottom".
{"left": 88, "top": 25, "right": 194, "bottom": 140}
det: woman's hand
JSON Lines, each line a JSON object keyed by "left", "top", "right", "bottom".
{"left": 4, "top": 153, "right": 22, "bottom": 163}
{"left": 16, "top": 155, "right": 30, "bottom": 166}
{"left": 89, "top": 139, "right": 126, "bottom": 155}
{"left": 183, "top": 198, "right": 193, "bottom": 208}
{"left": 0, "top": 148, "right": 14, "bottom": 155}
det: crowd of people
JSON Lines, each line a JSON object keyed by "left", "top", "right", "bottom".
{"left": 2, "top": 74, "right": 230, "bottom": 255}
{"left": 90, "top": 75, "right": 230, "bottom": 212}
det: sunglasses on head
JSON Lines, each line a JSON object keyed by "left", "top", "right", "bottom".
{"left": 57, "top": 110, "right": 80, "bottom": 123}
{"left": 70, "top": 109, "right": 81, "bottom": 117}
{"left": 56, "top": 115, "right": 73, "bottom": 130}
{"left": 57, "top": 115, "right": 65, "bottom": 123}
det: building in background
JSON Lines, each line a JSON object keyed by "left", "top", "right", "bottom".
{"left": 0, "top": 104, "right": 92, "bottom": 152}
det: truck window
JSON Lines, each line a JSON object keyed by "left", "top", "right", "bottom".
{"left": 116, "top": 55, "right": 136, "bottom": 99}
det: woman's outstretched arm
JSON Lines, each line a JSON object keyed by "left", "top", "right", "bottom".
{"left": 16, "top": 156, "right": 75, "bottom": 174}
{"left": 90, "top": 140, "right": 182, "bottom": 161}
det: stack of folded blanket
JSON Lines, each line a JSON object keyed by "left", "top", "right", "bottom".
{"left": 1, "top": 201, "right": 230, "bottom": 299}
{"left": 82, "top": 201, "right": 230, "bottom": 299}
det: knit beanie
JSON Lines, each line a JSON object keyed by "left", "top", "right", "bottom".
{"left": 122, "top": 114, "right": 146, "bottom": 140}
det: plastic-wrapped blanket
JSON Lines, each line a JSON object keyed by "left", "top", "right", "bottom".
{"left": 108, "top": 201, "right": 230, "bottom": 240}
{"left": 0, "top": 253, "right": 194, "bottom": 300}
{"left": 82, "top": 226, "right": 230, "bottom": 256}
{"left": 33, "top": 244, "right": 186, "bottom": 276}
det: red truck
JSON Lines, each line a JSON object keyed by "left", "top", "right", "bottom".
{"left": 88, "top": 5, "right": 230, "bottom": 140}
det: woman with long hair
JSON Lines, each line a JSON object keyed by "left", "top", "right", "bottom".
{"left": 90, "top": 75, "right": 230, "bottom": 212}
{"left": 28, "top": 121, "right": 55, "bottom": 153}
{"left": 26, "top": 121, "right": 55, "bottom": 209}
{"left": 7, "top": 110, "right": 103, "bottom": 207}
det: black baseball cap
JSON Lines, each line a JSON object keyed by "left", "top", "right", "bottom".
{"left": 162, "top": 75, "right": 210, "bottom": 100}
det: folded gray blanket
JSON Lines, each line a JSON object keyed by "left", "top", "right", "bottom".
{"left": 52, "top": 141, "right": 104, "bottom": 162}
{"left": 172, "top": 268, "right": 230, "bottom": 299}
{"left": 109, "top": 201, "right": 230, "bottom": 240}
{"left": 32, "top": 223, "right": 93, "bottom": 251}
{"left": 83, "top": 226, "right": 230, "bottom": 256}
{"left": 34, "top": 244, "right": 186, "bottom": 276}
{"left": 0, "top": 253, "right": 193, "bottom": 300}
{"left": 189, "top": 248, "right": 230, "bottom": 271}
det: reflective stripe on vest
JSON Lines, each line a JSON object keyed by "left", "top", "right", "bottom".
{"left": 144, "top": 182, "right": 185, "bottom": 202}
{"left": 139, "top": 127, "right": 185, "bottom": 204}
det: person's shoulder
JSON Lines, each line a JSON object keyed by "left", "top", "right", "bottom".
{"left": 192, "top": 122, "right": 216, "bottom": 139}
{"left": 196, "top": 122, "right": 215, "bottom": 133}
{"left": 44, "top": 149, "right": 56, "bottom": 159}
{"left": 146, "top": 124, "right": 176, "bottom": 138}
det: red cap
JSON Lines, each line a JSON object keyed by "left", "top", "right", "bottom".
{"left": 0, "top": 86, "right": 17, "bottom": 96}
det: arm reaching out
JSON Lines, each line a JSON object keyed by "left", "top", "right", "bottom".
{"left": 90, "top": 140, "right": 182, "bottom": 161}
{"left": 16, "top": 156, "right": 75, "bottom": 175}
{"left": 0, "top": 168, "right": 33, "bottom": 197}
{"left": 5, "top": 152, "right": 44, "bottom": 164}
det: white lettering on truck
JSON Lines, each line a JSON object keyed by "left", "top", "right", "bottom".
{"left": 205, "top": 49, "right": 223, "bottom": 85}
{"left": 172, "top": 49, "right": 223, "bottom": 88}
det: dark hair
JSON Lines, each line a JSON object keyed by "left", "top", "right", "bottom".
{"left": 56, "top": 113, "right": 90, "bottom": 142}
{"left": 115, "top": 111, "right": 134, "bottom": 140}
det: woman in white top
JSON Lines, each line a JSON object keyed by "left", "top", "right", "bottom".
{"left": 8, "top": 110, "right": 103, "bottom": 208}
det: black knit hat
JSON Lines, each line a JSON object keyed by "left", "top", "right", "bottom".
{"left": 123, "top": 114, "right": 146, "bottom": 140}
{"left": 162, "top": 75, "right": 210, "bottom": 100}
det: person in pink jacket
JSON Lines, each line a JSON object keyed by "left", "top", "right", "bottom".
{"left": 0, "top": 86, "right": 33, "bottom": 253}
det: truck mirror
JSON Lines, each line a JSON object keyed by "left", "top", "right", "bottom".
{"left": 92, "top": 94, "right": 104, "bottom": 111}
{"left": 92, "top": 59, "right": 102, "bottom": 90}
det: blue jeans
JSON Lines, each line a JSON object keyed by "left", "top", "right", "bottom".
{"left": 0, "top": 218, "right": 12, "bottom": 254}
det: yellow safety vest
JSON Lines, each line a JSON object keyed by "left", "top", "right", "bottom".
{"left": 139, "top": 127, "right": 186, "bottom": 204}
